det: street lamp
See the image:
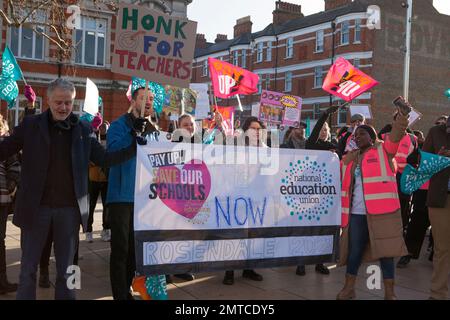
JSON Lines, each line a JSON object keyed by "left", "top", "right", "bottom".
{"left": 403, "top": 0, "right": 413, "bottom": 100}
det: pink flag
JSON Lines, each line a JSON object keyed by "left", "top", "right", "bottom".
{"left": 208, "top": 57, "right": 259, "bottom": 99}
{"left": 322, "top": 57, "right": 379, "bottom": 102}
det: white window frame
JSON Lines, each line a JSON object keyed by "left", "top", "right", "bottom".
{"left": 265, "top": 74, "right": 271, "bottom": 90}
{"left": 286, "top": 37, "right": 294, "bottom": 58}
{"left": 266, "top": 41, "right": 272, "bottom": 61}
{"left": 72, "top": 99, "right": 85, "bottom": 117}
{"left": 241, "top": 49, "right": 246, "bottom": 68}
{"left": 8, "top": 95, "right": 43, "bottom": 127}
{"left": 314, "top": 66, "right": 323, "bottom": 88}
{"left": 202, "top": 60, "right": 208, "bottom": 77}
{"left": 313, "top": 104, "right": 321, "bottom": 120}
{"left": 232, "top": 50, "right": 239, "bottom": 66}
{"left": 9, "top": 26, "right": 45, "bottom": 61}
{"left": 256, "top": 42, "right": 264, "bottom": 63}
{"left": 354, "top": 19, "right": 361, "bottom": 43}
{"left": 353, "top": 58, "right": 360, "bottom": 69}
{"left": 257, "top": 77, "right": 263, "bottom": 94}
{"left": 341, "top": 21, "right": 350, "bottom": 45}
{"left": 338, "top": 107, "right": 348, "bottom": 124}
{"left": 74, "top": 16, "right": 107, "bottom": 67}
{"left": 285, "top": 71, "right": 292, "bottom": 92}
{"left": 315, "top": 30, "right": 324, "bottom": 53}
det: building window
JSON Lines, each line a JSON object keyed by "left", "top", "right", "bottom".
{"left": 341, "top": 21, "right": 350, "bottom": 45}
{"left": 258, "top": 77, "right": 263, "bottom": 94}
{"left": 72, "top": 100, "right": 85, "bottom": 117}
{"left": 314, "top": 66, "right": 323, "bottom": 88}
{"left": 8, "top": 95, "right": 42, "bottom": 129}
{"left": 285, "top": 72, "right": 292, "bottom": 92}
{"left": 353, "top": 58, "right": 360, "bottom": 68}
{"left": 75, "top": 16, "right": 107, "bottom": 66}
{"left": 256, "top": 42, "right": 263, "bottom": 62}
{"left": 241, "top": 49, "right": 246, "bottom": 68}
{"left": 313, "top": 104, "right": 321, "bottom": 120}
{"left": 202, "top": 60, "right": 208, "bottom": 77}
{"left": 232, "top": 50, "right": 239, "bottom": 66}
{"left": 286, "top": 37, "right": 294, "bottom": 58}
{"left": 265, "top": 74, "right": 271, "bottom": 90}
{"left": 10, "top": 26, "right": 44, "bottom": 60}
{"left": 316, "top": 30, "right": 324, "bottom": 52}
{"left": 266, "top": 41, "right": 272, "bottom": 61}
{"left": 338, "top": 107, "right": 348, "bottom": 124}
{"left": 354, "top": 19, "right": 361, "bottom": 43}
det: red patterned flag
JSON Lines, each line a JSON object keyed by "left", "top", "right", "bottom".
{"left": 208, "top": 57, "right": 259, "bottom": 99}
{"left": 322, "top": 57, "right": 379, "bottom": 102}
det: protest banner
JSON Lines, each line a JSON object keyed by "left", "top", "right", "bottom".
{"left": 213, "top": 106, "right": 234, "bottom": 136}
{"left": 349, "top": 104, "right": 372, "bottom": 119}
{"left": 408, "top": 108, "right": 422, "bottom": 127}
{"left": 190, "top": 83, "right": 210, "bottom": 119}
{"left": 322, "top": 57, "right": 379, "bottom": 102}
{"left": 259, "top": 90, "right": 302, "bottom": 128}
{"left": 83, "top": 78, "right": 99, "bottom": 116}
{"left": 208, "top": 57, "right": 259, "bottom": 99}
{"left": 134, "top": 143, "right": 341, "bottom": 275}
{"left": 112, "top": 3, "right": 197, "bottom": 88}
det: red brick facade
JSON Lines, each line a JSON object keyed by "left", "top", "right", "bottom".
{"left": 191, "top": 0, "right": 450, "bottom": 134}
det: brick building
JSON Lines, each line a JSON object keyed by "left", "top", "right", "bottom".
{"left": 191, "top": 0, "right": 450, "bottom": 133}
{"left": 0, "top": 0, "right": 192, "bottom": 130}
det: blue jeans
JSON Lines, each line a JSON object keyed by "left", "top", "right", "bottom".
{"left": 16, "top": 207, "right": 80, "bottom": 300}
{"left": 346, "top": 214, "right": 394, "bottom": 279}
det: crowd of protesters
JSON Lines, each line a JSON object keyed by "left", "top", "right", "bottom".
{"left": 0, "top": 78, "right": 448, "bottom": 300}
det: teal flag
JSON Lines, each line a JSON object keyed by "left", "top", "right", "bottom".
{"left": 400, "top": 150, "right": 450, "bottom": 194}
{"left": 0, "top": 46, "right": 24, "bottom": 109}
{"left": 305, "top": 117, "right": 311, "bottom": 138}
{"left": 145, "top": 275, "right": 167, "bottom": 300}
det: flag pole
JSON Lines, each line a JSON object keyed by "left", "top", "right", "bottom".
{"left": 141, "top": 80, "right": 149, "bottom": 118}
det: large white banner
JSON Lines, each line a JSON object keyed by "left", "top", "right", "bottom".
{"left": 134, "top": 142, "right": 341, "bottom": 275}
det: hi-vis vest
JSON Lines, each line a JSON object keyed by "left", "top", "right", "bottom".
{"left": 382, "top": 133, "right": 417, "bottom": 173}
{"left": 341, "top": 143, "right": 400, "bottom": 228}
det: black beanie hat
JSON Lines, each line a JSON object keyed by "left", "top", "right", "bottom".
{"left": 356, "top": 125, "right": 377, "bottom": 142}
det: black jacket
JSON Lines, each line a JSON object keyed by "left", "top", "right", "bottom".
{"left": 422, "top": 124, "right": 450, "bottom": 208}
{"left": 0, "top": 110, "right": 136, "bottom": 231}
{"left": 305, "top": 111, "right": 339, "bottom": 156}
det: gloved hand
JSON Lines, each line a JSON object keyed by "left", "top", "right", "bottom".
{"left": 325, "top": 105, "right": 340, "bottom": 115}
{"left": 136, "top": 135, "right": 147, "bottom": 146}
{"left": 24, "top": 85, "right": 36, "bottom": 104}
{"left": 133, "top": 117, "right": 150, "bottom": 134}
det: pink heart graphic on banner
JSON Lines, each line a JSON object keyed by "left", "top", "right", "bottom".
{"left": 156, "top": 160, "right": 211, "bottom": 219}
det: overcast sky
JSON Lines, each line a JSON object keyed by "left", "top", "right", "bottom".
{"left": 188, "top": 0, "right": 450, "bottom": 42}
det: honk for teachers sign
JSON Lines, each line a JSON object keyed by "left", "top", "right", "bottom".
{"left": 112, "top": 3, "right": 197, "bottom": 88}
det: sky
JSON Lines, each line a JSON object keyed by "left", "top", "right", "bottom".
{"left": 188, "top": 0, "right": 450, "bottom": 42}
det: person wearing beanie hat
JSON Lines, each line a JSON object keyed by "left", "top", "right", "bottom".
{"left": 337, "top": 111, "right": 409, "bottom": 300}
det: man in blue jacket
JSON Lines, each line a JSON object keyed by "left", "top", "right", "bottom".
{"left": 0, "top": 78, "right": 137, "bottom": 300}
{"left": 107, "top": 83, "right": 158, "bottom": 300}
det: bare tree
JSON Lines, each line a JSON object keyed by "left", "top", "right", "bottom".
{"left": 0, "top": 0, "right": 119, "bottom": 58}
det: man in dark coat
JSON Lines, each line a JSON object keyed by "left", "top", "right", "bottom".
{"left": 422, "top": 116, "right": 450, "bottom": 300}
{"left": 0, "top": 78, "right": 138, "bottom": 300}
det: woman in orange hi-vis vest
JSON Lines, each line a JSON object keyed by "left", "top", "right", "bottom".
{"left": 336, "top": 112, "right": 409, "bottom": 300}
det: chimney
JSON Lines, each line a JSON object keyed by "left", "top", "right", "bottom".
{"left": 325, "top": 0, "right": 353, "bottom": 11}
{"left": 272, "top": 1, "right": 304, "bottom": 26}
{"left": 215, "top": 34, "right": 228, "bottom": 44}
{"left": 234, "top": 16, "right": 252, "bottom": 38}
{"left": 196, "top": 34, "right": 207, "bottom": 49}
